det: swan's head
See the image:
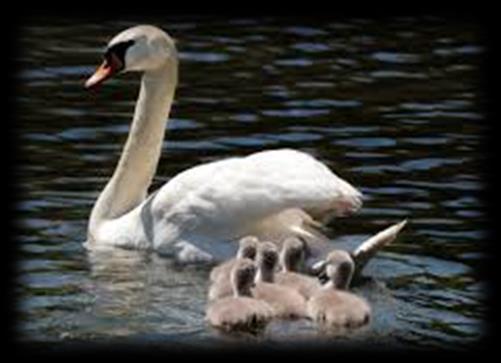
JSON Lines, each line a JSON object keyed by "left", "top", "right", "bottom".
{"left": 85, "top": 25, "right": 177, "bottom": 89}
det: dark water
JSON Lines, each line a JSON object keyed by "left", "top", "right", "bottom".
{"left": 14, "top": 17, "right": 487, "bottom": 350}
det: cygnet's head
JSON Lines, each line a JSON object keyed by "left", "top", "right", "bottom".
{"left": 280, "top": 237, "right": 305, "bottom": 272}
{"left": 230, "top": 258, "right": 257, "bottom": 297}
{"left": 85, "top": 25, "right": 177, "bottom": 89}
{"left": 236, "top": 236, "right": 259, "bottom": 260}
{"left": 256, "top": 242, "right": 279, "bottom": 279}
{"left": 324, "top": 250, "right": 355, "bottom": 290}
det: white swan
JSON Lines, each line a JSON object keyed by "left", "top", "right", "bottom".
{"left": 84, "top": 25, "right": 363, "bottom": 262}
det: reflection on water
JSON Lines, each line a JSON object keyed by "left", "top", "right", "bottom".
{"left": 15, "top": 16, "right": 486, "bottom": 349}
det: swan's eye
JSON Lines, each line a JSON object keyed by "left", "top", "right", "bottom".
{"left": 104, "top": 39, "right": 135, "bottom": 69}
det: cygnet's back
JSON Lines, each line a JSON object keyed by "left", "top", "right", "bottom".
{"left": 206, "top": 258, "right": 274, "bottom": 333}
{"left": 307, "top": 250, "right": 371, "bottom": 328}
{"left": 275, "top": 237, "right": 321, "bottom": 300}
{"left": 307, "top": 289, "right": 370, "bottom": 328}
{"left": 251, "top": 241, "right": 307, "bottom": 319}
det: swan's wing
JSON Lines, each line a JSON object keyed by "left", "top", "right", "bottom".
{"left": 351, "top": 219, "right": 408, "bottom": 274}
{"left": 151, "top": 149, "right": 362, "bottom": 253}
{"left": 152, "top": 156, "right": 242, "bottom": 209}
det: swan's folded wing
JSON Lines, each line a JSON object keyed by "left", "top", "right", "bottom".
{"left": 151, "top": 149, "right": 362, "bottom": 250}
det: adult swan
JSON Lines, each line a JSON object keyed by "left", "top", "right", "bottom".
{"left": 84, "top": 25, "right": 363, "bottom": 262}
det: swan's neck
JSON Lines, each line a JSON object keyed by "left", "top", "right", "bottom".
{"left": 89, "top": 58, "right": 178, "bottom": 238}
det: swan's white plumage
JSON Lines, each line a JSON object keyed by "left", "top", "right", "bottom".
{"left": 153, "top": 149, "right": 361, "bottom": 237}
{"left": 84, "top": 25, "right": 363, "bottom": 261}
{"left": 93, "top": 148, "right": 362, "bottom": 259}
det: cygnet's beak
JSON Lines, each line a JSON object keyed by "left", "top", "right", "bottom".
{"left": 311, "top": 260, "right": 329, "bottom": 283}
{"left": 311, "top": 259, "right": 327, "bottom": 276}
{"left": 85, "top": 53, "right": 122, "bottom": 90}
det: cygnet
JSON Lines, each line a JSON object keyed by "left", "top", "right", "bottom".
{"left": 275, "top": 236, "right": 322, "bottom": 300}
{"left": 307, "top": 250, "right": 371, "bottom": 328}
{"left": 209, "top": 235, "right": 259, "bottom": 283}
{"left": 251, "top": 241, "right": 307, "bottom": 319}
{"left": 206, "top": 258, "right": 274, "bottom": 333}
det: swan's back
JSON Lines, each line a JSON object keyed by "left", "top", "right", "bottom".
{"left": 153, "top": 149, "right": 361, "bottom": 219}
{"left": 149, "top": 149, "right": 362, "bottom": 253}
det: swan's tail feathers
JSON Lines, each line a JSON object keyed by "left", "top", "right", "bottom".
{"left": 352, "top": 219, "right": 408, "bottom": 275}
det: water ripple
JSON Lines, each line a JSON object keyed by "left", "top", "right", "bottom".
{"left": 371, "top": 51, "right": 421, "bottom": 64}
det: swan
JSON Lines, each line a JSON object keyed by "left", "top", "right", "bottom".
{"left": 84, "top": 25, "right": 363, "bottom": 262}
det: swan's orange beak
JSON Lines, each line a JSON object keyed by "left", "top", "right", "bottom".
{"left": 85, "top": 53, "right": 122, "bottom": 90}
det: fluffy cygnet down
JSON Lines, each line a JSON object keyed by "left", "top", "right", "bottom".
{"left": 207, "top": 236, "right": 259, "bottom": 301}
{"left": 275, "top": 236, "right": 322, "bottom": 300}
{"left": 206, "top": 258, "right": 274, "bottom": 333}
{"left": 209, "top": 236, "right": 259, "bottom": 283}
{"left": 307, "top": 250, "right": 371, "bottom": 328}
{"left": 251, "top": 241, "right": 307, "bottom": 319}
